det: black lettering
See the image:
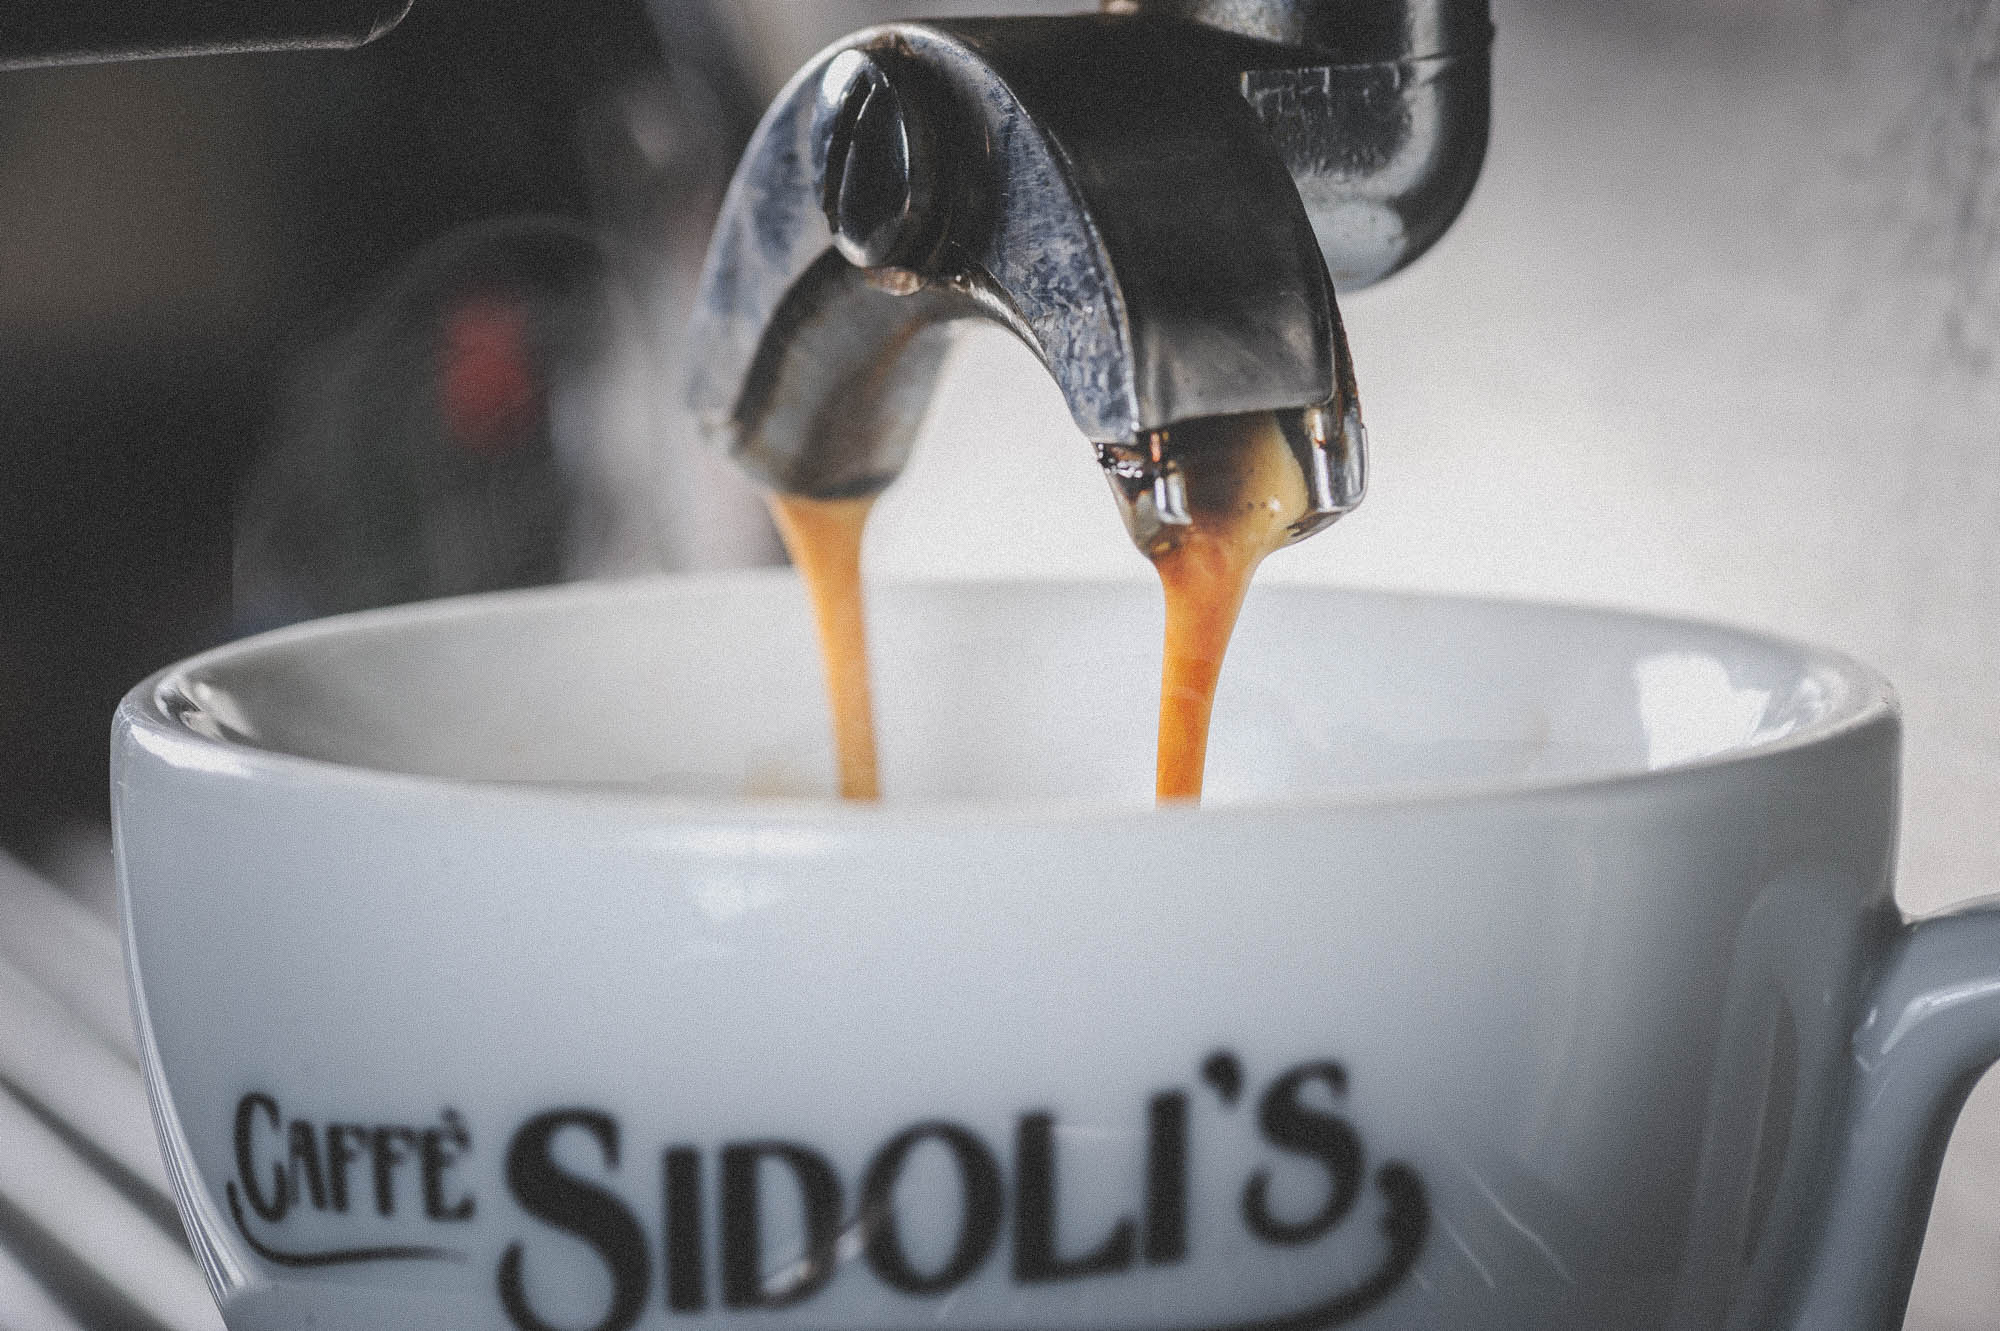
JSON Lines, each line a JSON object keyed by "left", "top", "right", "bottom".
{"left": 719, "top": 1142, "right": 842, "bottom": 1309}
{"left": 1201, "top": 1050, "right": 1244, "bottom": 1106}
{"left": 422, "top": 1110, "right": 476, "bottom": 1221}
{"left": 498, "top": 1110, "right": 650, "bottom": 1331}
{"left": 663, "top": 1147, "right": 705, "bottom": 1312}
{"left": 287, "top": 1121, "right": 328, "bottom": 1212}
{"left": 326, "top": 1125, "right": 365, "bottom": 1213}
{"left": 234, "top": 1093, "right": 288, "bottom": 1222}
{"left": 860, "top": 1122, "right": 1002, "bottom": 1295}
{"left": 1144, "top": 1091, "right": 1188, "bottom": 1265}
{"left": 1242, "top": 1062, "right": 1363, "bottom": 1246}
{"left": 371, "top": 1126, "right": 415, "bottom": 1217}
{"left": 1013, "top": 1112, "right": 1135, "bottom": 1283}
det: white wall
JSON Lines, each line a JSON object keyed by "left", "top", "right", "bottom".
{"left": 865, "top": 2, "right": 2000, "bottom": 1325}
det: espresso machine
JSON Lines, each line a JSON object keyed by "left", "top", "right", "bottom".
{"left": 2, "top": 0, "right": 1491, "bottom": 564}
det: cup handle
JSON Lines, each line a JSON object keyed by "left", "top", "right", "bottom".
{"left": 1788, "top": 897, "right": 2000, "bottom": 1329}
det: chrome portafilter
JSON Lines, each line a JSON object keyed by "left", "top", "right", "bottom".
{"left": 684, "top": 2, "right": 1487, "bottom": 550}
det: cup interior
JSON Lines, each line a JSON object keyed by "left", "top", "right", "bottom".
{"left": 146, "top": 573, "right": 1885, "bottom": 807}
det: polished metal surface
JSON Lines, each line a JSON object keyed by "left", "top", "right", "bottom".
{"left": 0, "top": 0, "right": 413, "bottom": 70}
{"left": 1120, "top": 0, "right": 1495, "bottom": 290}
{"left": 1239, "top": 55, "right": 1491, "bottom": 289}
{"left": 689, "top": 17, "right": 1345, "bottom": 495}
{"left": 686, "top": 2, "right": 1488, "bottom": 551}
{"left": 815, "top": 48, "right": 949, "bottom": 271}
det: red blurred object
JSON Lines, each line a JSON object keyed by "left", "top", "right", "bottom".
{"left": 438, "top": 294, "right": 539, "bottom": 453}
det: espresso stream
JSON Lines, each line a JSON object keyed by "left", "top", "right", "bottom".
{"left": 766, "top": 494, "right": 881, "bottom": 801}
{"left": 767, "top": 411, "right": 1307, "bottom": 805}
{"left": 1140, "top": 413, "right": 1309, "bottom": 802}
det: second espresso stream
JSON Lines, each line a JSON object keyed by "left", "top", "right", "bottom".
{"left": 766, "top": 410, "right": 1312, "bottom": 806}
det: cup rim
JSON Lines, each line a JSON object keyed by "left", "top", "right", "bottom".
{"left": 116, "top": 571, "right": 1900, "bottom": 824}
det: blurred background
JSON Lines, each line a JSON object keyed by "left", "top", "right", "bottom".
{"left": 2, "top": 0, "right": 1999, "bottom": 1326}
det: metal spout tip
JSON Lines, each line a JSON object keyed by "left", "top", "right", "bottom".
{"left": 1095, "top": 397, "right": 1367, "bottom": 559}
{"left": 1293, "top": 403, "right": 1367, "bottom": 539}
{"left": 1153, "top": 469, "right": 1194, "bottom": 528}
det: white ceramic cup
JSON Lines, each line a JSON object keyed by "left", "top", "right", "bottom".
{"left": 113, "top": 573, "right": 2000, "bottom": 1331}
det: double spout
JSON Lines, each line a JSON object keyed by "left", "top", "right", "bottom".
{"left": 685, "top": 0, "right": 1491, "bottom": 549}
